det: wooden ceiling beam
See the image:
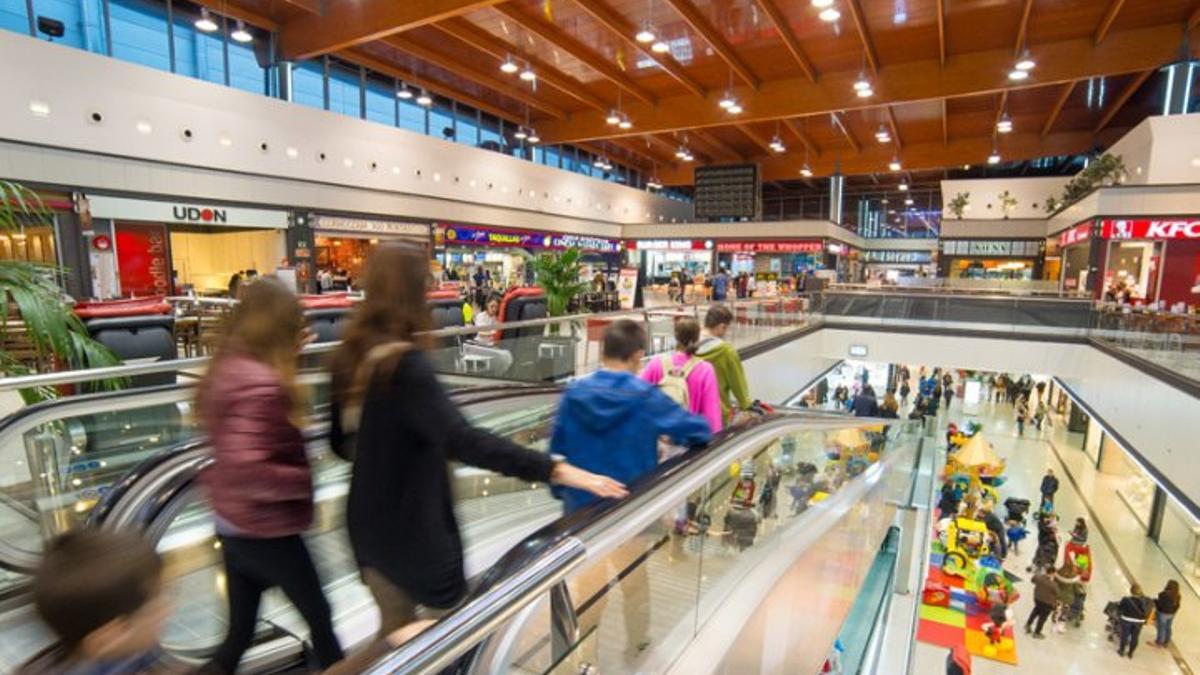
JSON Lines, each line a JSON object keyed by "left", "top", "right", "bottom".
{"left": 432, "top": 19, "right": 608, "bottom": 112}
{"left": 533, "top": 25, "right": 1182, "bottom": 143}
{"left": 492, "top": 3, "right": 656, "bottom": 106}
{"left": 734, "top": 124, "right": 775, "bottom": 154}
{"left": 1094, "top": 0, "right": 1128, "bottom": 45}
{"left": 782, "top": 118, "right": 821, "bottom": 157}
{"left": 688, "top": 130, "right": 743, "bottom": 161}
{"left": 279, "top": 0, "right": 320, "bottom": 15}
{"left": 279, "top": 0, "right": 501, "bottom": 60}
{"left": 571, "top": 0, "right": 707, "bottom": 97}
{"left": 383, "top": 35, "right": 568, "bottom": 119}
{"left": 659, "top": 130, "right": 1113, "bottom": 184}
{"left": 1042, "top": 81, "right": 1075, "bottom": 136}
{"left": 831, "top": 112, "right": 861, "bottom": 154}
{"left": 1014, "top": 0, "right": 1034, "bottom": 55}
{"left": 753, "top": 0, "right": 817, "bottom": 81}
{"left": 885, "top": 106, "right": 904, "bottom": 150}
{"left": 336, "top": 49, "right": 519, "bottom": 125}
{"left": 936, "top": 0, "right": 946, "bottom": 66}
{"left": 845, "top": 0, "right": 880, "bottom": 74}
{"left": 941, "top": 99, "right": 949, "bottom": 145}
{"left": 1095, "top": 69, "right": 1154, "bottom": 132}
{"left": 1190, "top": 3, "right": 1200, "bottom": 31}
{"left": 662, "top": 0, "right": 758, "bottom": 89}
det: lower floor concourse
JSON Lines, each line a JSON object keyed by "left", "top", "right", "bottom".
{"left": 904, "top": 390, "right": 1194, "bottom": 675}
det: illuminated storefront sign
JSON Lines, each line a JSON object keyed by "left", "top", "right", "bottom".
{"left": 1100, "top": 219, "right": 1200, "bottom": 240}
{"left": 87, "top": 195, "right": 288, "bottom": 229}
{"left": 626, "top": 239, "right": 712, "bottom": 251}
{"left": 862, "top": 250, "right": 934, "bottom": 264}
{"left": 941, "top": 239, "right": 1042, "bottom": 257}
{"left": 715, "top": 240, "right": 823, "bottom": 254}
{"left": 1058, "top": 222, "right": 1092, "bottom": 247}
{"left": 313, "top": 216, "right": 428, "bottom": 237}
{"left": 438, "top": 225, "right": 619, "bottom": 253}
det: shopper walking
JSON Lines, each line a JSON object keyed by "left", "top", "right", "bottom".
{"left": 330, "top": 244, "right": 627, "bottom": 636}
{"left": 1153, "top": 580, "right": 1182, "bottom": 647}
{"left": 1116, "top": 584, "right": 1153, "bottom": 658}
{"left": 1024, "top": 566, "right": 1056, "bottom": 638}
{"left": 641, "top": 318, "right": 723, "bottom": 432}
{"left": 899, "top": 378, "right": 911, "bottom": 410}
{"left": 696, "top": 305, "right": 752, "bottom": 424}
{"left": 1016, "top": 396, "right": 1029, "bottom": 435}
{"left": 196, "top": 278, "right": 344, "bottom": 672}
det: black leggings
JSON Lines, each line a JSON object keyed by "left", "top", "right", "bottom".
{"left": 211, "top": 534, "right": 344, "bottom": 672}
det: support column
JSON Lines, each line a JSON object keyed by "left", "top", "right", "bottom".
{"left": 828, "top": 173, "right": 845, "bottom": 225}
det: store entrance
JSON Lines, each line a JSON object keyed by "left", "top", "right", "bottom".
{"left": 168, "top": 224, "right": 286, "bottom": 296}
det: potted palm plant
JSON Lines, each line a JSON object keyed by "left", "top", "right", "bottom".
{"left": 0, "top": 181, "right": 120, "bottom": 402}
{"left": 998, "top": 190, "right": 1018, "bottom": 219}
{"left": 530, "top": 247, "right": 591, "bottom": 381}
{"left": 948, "top": 192, "right": 970, "bottom": 220}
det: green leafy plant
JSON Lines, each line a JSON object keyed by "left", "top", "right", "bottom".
{"left": 1046, "top": 153, "right": 1126, "bottom": 216}
{"left": 531, "top": 247, "right": 591, "bottom": 319}
{"left": 947, "top": 192, "right": 970, "bottom": 219}
{"left": 998, "top": 190, "right": 1018, "bottom": 218}
{"left": 0, "top": 181, "right": 121, "bottom": 402}
{"left": 1043, "top": 195, "right": 1061, "bottom": 215}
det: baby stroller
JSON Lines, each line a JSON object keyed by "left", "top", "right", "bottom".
{"left": 1103, "top": 601, "right": 1121, "bottom": 642}
{"left": 1004, "top": 497, "right": 1032, "bottom": 524}
{"left": 1029, "top": 537, "right": 1059, "bottom": 573}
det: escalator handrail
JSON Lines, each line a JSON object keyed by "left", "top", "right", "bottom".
{"left": 366, "top": 413, "right": 913, "bottom": 675}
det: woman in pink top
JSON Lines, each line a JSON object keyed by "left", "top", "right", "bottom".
{"left": 641, "top": 318, "right": 724, "bottom": 432}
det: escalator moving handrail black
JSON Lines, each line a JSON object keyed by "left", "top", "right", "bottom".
{"left": 366, "top": 413, "right": 903, "bottom": 675}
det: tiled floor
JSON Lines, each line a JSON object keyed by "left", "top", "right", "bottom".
{"left": 911, "top": 394, "right": 1193, "bottom": 675}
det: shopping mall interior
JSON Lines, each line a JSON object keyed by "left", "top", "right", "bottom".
{"left": 2, "top": 0, "right": 1200, "bottom": 673}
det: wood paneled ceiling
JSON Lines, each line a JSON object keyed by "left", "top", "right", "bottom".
{"left": 226, "top": 0, "right": 1197, "bottom": 184}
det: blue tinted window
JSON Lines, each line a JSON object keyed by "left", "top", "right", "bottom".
{"left": 454, "top": 104, "right": 478, "bottom": 147}
{"left": 430, "top": 97, "right": 453, "bottom": 142}
{"left": 1, "top": 0, "right": 29, "bottom": 36}
{"left": 399, "top": 98, "right": 426, "bottom": 134}
{"left": 227, "top": 34, "right": 265, "bottom": 95}
{"left": 364, "top": 74, "right": 394, "bottom": 126}
{"left": 292, "top": 61, "right": 324, "bottom": 110}
{"left": 327, "top": 64, "right": 359, "bottom": 116}
{"left": 171, "top": 16, "right": 224, "bottom": 85}
{"left": 479, "top": 112, "right": 502, "bottom": 152}
{"left": 109, "top": 0, "right": 169, "bottom": 71}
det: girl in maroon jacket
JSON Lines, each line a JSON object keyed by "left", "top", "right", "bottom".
{"left": 197, "top": 278, "right": 343, "bottom": 672}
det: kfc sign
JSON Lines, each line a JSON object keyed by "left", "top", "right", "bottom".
{"left": 715, "top": 240, "right": 823, "bottom": 254}
{"left": 1058, "top": 223, "right": 1092, "bottom": 248}
{"left": 1101, "top": 219, "right": 1200, "bottom": 240}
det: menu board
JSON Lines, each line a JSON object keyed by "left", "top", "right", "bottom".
{"left": 694, "top": 164, "right": 760, "bottom": 220}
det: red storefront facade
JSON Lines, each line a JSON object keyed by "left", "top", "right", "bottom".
{"left": 1056, "top": 218, "right": 1200, "bottom": 307}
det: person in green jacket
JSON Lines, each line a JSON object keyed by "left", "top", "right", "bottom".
{"left": 697, "top": 304, "right": 752, "bottom": 422}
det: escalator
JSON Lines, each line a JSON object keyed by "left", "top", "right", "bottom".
{"left": 365, "top": 414, "right": 925, "bottom": 675}
{"left": 0, "top": 383, "right": 553, "bottom": 672}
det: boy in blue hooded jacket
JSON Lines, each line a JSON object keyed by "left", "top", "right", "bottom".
{"left": 551, "top": 319, "right": 713, "bottom": 514}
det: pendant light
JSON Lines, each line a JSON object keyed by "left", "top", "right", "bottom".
{"left": 194, "top": 8, "right": 218, "bottom": 32}
{"left": 416, "top": 90, "right": 433, "bottom": 107}
{"left": 230, "top": 20, "right": 253, "bottom": 43}
{"left": 396, "top": 80, "right": 413, "bottom": 99}
{"left": 875, "top": 124, "right": 891, "bottom": 143}
{"left": 519, "top": 63, "right": 536, "bottom": 82}
{"left": 500, "top": 55, "right": 519, "bottom": 74}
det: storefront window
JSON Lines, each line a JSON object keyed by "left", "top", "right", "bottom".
{"left": 1084, "top": 417, "right": 1102, "bottom": 465}
{"left": 1106, "top": 240, "right": 1163, "bottom": 302}
{"left": 0, "top": 225, "right": 57, "bottom": 264}
{"left": 1156, "top": 498, "right": 1200, "bottom": 596}
{"left": 1099, "top": 438, "right": 1157, "bottom": 528}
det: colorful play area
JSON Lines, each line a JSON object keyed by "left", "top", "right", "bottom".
{"left": 918, "top": 428, "right": 1022, "bottom": 666}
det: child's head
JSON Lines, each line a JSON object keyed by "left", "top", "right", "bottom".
{"left": 35, "top": 531, "right": 168, "bottom": 661}
{"left": 674, "top": 318, "right": 702, "bottom": 355}
{"left": 601, "top": 319, "right": 647, "bottom": 372}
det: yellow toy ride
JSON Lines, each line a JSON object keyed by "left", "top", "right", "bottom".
{"left": 941, "top": 516, "right": 991, "bottom": 577}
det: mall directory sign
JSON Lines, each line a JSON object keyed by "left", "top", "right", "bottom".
{"left": 437, "top": 224, "right": 619, "bottom": 253}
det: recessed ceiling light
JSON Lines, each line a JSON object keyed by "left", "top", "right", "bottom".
{"left": 28, "top": 100, "right": 50, "bottom": 118}
{"left": 135, "top": 120, "right": 152, "bottom": 135}
{"left": 343, "top": 157, "right": 353, "bottom": 168}
{"left": 819, "top": 7, "right": 841, "bottom": 21}
{"left": 219, "top": 136, "right": 232, "bottom": 147}
{"left": 285, "top": 147, "right": 298, "bottom": 159}
{"left": 500, "top": 56, "right": 519, "bottom": 74}
{"left": 1008, "top": 69, "right": 1029, "bottom": 81}
{"left": 230, "top": 20, "right": 252, "bottom": 43}
{"left": 194, "top": 8, "right": 218, "bottom": 32}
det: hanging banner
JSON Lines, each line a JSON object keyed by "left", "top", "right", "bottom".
{"left": 115, "top": 222, "right": 171, "bottom": 297}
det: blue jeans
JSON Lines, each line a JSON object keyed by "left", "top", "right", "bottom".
{"left": 1156, "top": 613, "right": 1175, "bottom": 645}
{"left": 1118, "top": 619, "right": 1143, "bottom": 655}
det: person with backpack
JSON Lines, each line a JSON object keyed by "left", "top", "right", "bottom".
{"left": 696, "top": 305, "right": 752, "bottom": 423}
{"left": 641, "top": 318, "right": 724, "bottom": 432}
{"left": 329, "top": 245, "right": 627, "bottom": 636}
